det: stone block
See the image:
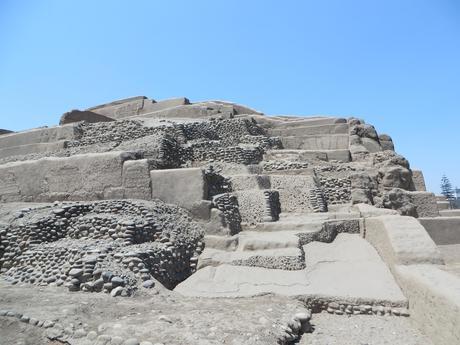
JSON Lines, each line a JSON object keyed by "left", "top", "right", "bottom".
{"left": 150, "top": 167, "right": 208, "bottom": 210}
{"left": 138, "top": 103, "right": 234, "bottom": 120}
{"left": 271, "top": 117, "right": 347, "bottom": 129}
{"left": 419, "top": 217, "right": 460, "bottom": 245}
{"left": 87, "top": 96, "right": 147, "bottom": 120}
{"left": 325, "top": 149, "right": 351, "bottom": 162}
{"left": 410, "top": 191, "right": 439, "bottom": 217}
{"left": 59, "top": 109, "right": 114, "bottom": 125}
{"left": 364, "top": 215, "right": 444, "bottom": 266}
{"left": 411, "top": 170, "right": 427, "bottom": 191}
{"left": 202, "top": 209, "right": 235, "bottom": 236}
{"left": 0, "top": 152, "right": 125, "bottom": 202}
{"left": 267, "top": 123, "right": 349, "bottom": 137}
{"left": 140, "top": 97, "right": 190, "bottom": 114}
{"left": 379, "top": 134, "right": 395, "bottom": 151}
{"left": 280, "top": 134, "right": 349, "bottom": 150}
{"left": 204, "top": 234, "right": 239, "bottom": 251}
{"left": 437, "top": 201, "right": 450, "bottom": 210}
{"left": 0, "top": 124, "right": 77, "bottom": 148}
{"left": 270, "top": 174, "right": 317, "bottom": 213}
{"left": 395, "top": 264, "right": 460, "bottom": 345}
{"left": 211, "top": 100, "right": 263, "bottom": 115}
{"left": 0, "top": 141, "right": 67, "bottom": 160}
{"left": 122, "top": 159, "right": 151, "bottom": 199}
{"left": 361, "top": 137, "right": 382, "bottom": 153}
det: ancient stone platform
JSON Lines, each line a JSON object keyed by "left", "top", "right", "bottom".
{"left": 176, "top": 234, "right": 407, "bottom": 307}
{"left": 1, "top": 95, "right": 459, "bottom": 345}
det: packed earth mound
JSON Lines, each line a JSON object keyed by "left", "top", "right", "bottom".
{"left": 0, "top": 96, "right": 459, "bottom": 345}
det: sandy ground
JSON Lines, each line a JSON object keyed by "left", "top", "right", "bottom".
{"left": 0, "top": 280, "right": 435, "bottom": 345}
{"left": 0, "top": 281, "right": 306, "bottom": 345}
{"left": 300, "top": 312, "right": 433, "bottom": 345}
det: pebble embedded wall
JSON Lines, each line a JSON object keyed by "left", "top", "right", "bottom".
{"left": 0, "top": 200, "right": 204, "bottom": 291}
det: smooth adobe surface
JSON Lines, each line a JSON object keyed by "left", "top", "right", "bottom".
{"left": 176, "top": 234, "right": 407, "bottom": 305}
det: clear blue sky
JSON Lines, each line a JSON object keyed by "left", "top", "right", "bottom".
{"left": 0, "top": 0, "right": 459, "bottom": 194}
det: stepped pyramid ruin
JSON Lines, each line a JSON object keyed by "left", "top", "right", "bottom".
{"left": 0, "top": 96, "right": 459, "bottom": 345}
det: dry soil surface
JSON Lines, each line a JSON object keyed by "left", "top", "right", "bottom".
{"left": 0, "top": 280, "right": 436, "bottom": 345}
{"left": 300, "top": 312, "right": 434, "bottom": 345}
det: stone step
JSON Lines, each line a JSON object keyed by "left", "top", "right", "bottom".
{"left": 0, "top": 124, "right": 77, "bottom": 148}
{"left": 0, "top": 141, "right": 67, "bottom": 160}
{"left": 437, "top": 201, "right": 451, "bottom": 210}
{"left": 280, "top": 134, "right": 349, "bottom": 151}
{"left": 419, "top": 216, "right": 460, "bottom": 245}
{"left": 228, "top": 174, "right": 271, "bottom": 191}
{"left": 242, "top": 220, "right": 324, "bottom": 233}
{"left": 268, "top": 123, "right": 349, "bottom": 137}
{"left": 264, "top": 149, "right": 350, "bottom": 163}
{"left": 271, "top": 117, "right": 347, "bottom": 129}
{"left": 197, "top": 247, "right": 304, "bottom": 270}
{"left": 439, "top": 209, "right": 460, "bottom": 217}
{"left": 175, "top": 233, "right": 407, "bottom": 306}
{"left": 237, "top": 230, "right": 300, "bottom": 250}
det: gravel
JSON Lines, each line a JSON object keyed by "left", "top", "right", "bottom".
{"left": 300, "top": 312, "right": 434, "bottom": 345}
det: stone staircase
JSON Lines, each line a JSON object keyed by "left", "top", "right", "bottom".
{"left": 264, "top": 117, "right": 351, "bottom": 162}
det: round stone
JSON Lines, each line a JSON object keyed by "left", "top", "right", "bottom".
{"left": 111, "top": 276, "right": 124, "bottom": 287}
{"left": 110, "top": 286, "right": 124, "bottom": 297}
{"left": 111, "top": 336, "right": 124, "bottom": 345}
{"left": 68, "top": 268, "right": 83, "bottom": 277}
{"left": 97, "top": 334, "right": 112, "bottom": 344}
{"left": 123, "top": 338, "right": 140, "bottom": 345}
{"left": 142, "top": 280, "right": 155, "bottom": 289}
{"left": 87, "top": 331, "right": 98, "bottom": 340}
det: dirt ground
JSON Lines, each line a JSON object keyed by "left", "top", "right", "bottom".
{"left": 300, "top": 312, "right": 433, "bottom": 345}
{"left": 0, "top": 281, "right": 306, "bottom": 345}
{"left": 0, "top": 280, "right": 434, "bottom": 345}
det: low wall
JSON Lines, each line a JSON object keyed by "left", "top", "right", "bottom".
{"left": 150, "top": 167, "right": 208, "bottom": 210}
{"left": 395, "top": 264, "right": 460, "bottom": 345}
{"left": 419, "top": 217, "right": 460, "bottom": 245}
{"left": 0, "top": 152, "right": 127, "bottom": 202}
{"left": 270, "top": 117, "right": 346, "bottom": 129}
{"left": 412, "top": 170, "right": 427, "bottom": 191}
{"left": 0, "top": 125, "right": 77, "bottom": 148}
{"left": 0, "top": 141, "right": 67, "bottom": 160}
{"left": 267, "top": 123, "right": 349, "bottom": 136}
{"left": 0, "top": 156, "right": 212, "bottom": 216}
{"left": 364, "top": 213, "right": 460, "bottom": 345}
{"left": 365, "top": 215, "right": 443, "bottom": 266}
{"left": 409, "top": 192, "right": 439, "bottom": 218}
{"left": 280, "top": 134, "right": 349, "bottom": 150}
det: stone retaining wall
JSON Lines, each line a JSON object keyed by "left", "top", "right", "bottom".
{"left": 363, "top": 212, "right": 460, "bottom": 345}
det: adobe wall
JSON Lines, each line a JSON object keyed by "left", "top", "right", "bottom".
{"left": 0, "top": 152, "right": 127, "bottom": 202}
{"left": 419, "top": 216, "right": 460, "bottom": 245}
{"left": 363, "top": 212, "right": 460, "bottom": 345}
{"left": 411, "top": 170, "right": 427, "bottom": 191}
{"left": 0, "top": 141, "right": 67, "bottom": 160}
{"left": 0, "top": 124, "right": 77, "bottom": 148}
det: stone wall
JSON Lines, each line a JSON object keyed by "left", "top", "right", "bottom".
{"left": 418, "top": 216, "right": 460, "bottom": 245}
{"left": 0, "top": 200, "right": 204, "bottom": 290}
{"left": 0, "top": 125, "right": 77, "bottom": 148}
{"left": 361, "top": 211, "right": 460, "bottom": 345}
{"left": 0, "top": 152, "right": 126, "bottom": 202}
